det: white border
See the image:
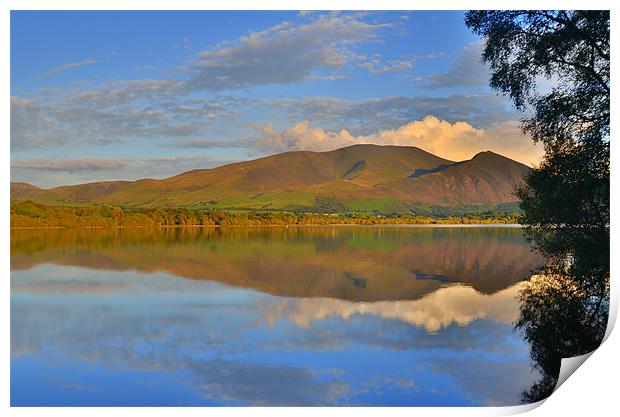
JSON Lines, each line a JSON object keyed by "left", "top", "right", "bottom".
{"left": 3, "top": 1, "right": 618, "bottom": 416}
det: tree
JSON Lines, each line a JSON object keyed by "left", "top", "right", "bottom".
{"left": 465, "top": 10, "right": 610, "bottom": 403}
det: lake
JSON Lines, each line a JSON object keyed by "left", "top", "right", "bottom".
{"left": 10, "top": 226, "right": 544, "bottom": 406}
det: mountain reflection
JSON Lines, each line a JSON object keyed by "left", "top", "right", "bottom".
{"left": 11, "top": 226, "right": 542, "bottom": 301}
{"left": 11, "top": 226, "right": 544, "bottom": 406}
{"left": 11, "top": 263, "right": 523, "bottom": 333}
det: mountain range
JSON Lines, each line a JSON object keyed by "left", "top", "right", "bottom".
{"left": 11, "top": 144, "right": 529, "bottom": 214}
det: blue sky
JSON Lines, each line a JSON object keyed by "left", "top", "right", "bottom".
{"left": 10, "top": 10, "right": 542, "bottom": 187}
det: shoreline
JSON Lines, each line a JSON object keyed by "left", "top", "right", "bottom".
{"left": 10, "top": 223, "right": 525, "bottom": 230}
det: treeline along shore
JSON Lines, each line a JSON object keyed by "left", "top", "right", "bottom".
{"left": 11, "top": 200, "right": 522, "bottom": 228}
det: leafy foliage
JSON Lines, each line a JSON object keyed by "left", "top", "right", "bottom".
{"left": 466, "top": 11, "right": 609, "bottom": 139}
{"left": 312, "top": 196, "right": 349, "bottom": 213}
{"left": 466, "top": 10, "right": 609, "bottom": 403}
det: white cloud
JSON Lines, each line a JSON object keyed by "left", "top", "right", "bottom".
{"left": 10, "top": 87, "right": 236, "bottom": 149}
{"left": 265, "top": 94, "right": 522, "bottom": 133}
{"left": 11, "top": 155, "right": 235, "bottom": 188}
{"left": 256, "top": 115, "right": 543, "bottom": 165}
{"left": 39, "top": 59, "right": 96, "bottom": 78}
{"left": 359, "top": 58, "right": 414, "bottom": 74}
{"left": 184, "top": 13, "right": 392, "bottom": 91}
{"left": 11, "top": 158, "right": 127, "bottom": 172}
{"left": 427, "top": 41, "right": 490, "bottom": 88}
{"left": 10, "top": 96, "right": 68, "bottom": 149}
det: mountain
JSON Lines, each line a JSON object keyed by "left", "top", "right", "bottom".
{"left": 11, "top": 144, "right": 529, "bottom": 213}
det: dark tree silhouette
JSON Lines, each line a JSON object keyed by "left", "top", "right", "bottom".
{"left": 515, "top": 270, "right": 609, "bottom": 402}
{"left": 465, "top": 10, "right": 610, "bottom": 403}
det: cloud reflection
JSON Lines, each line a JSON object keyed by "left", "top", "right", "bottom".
{"left": 262, "top": 283, "right": 523, "bottom": 333}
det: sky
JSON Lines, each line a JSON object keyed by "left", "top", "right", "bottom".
{"left": 10, "top": 10, "right": 543, "bottom": 188}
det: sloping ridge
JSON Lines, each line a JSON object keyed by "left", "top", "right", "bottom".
{"left": 387, "top": 151, "right": 529, "bottom": 205}
{"left": 11, "top": 182, "right": 43, "bottom": 199}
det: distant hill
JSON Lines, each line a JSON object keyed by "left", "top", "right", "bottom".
{"left": 10, "top": 144, "right": 529, "bottom": 214}
{"left": 11, "top": 182, "right": 44, "bottom": 199}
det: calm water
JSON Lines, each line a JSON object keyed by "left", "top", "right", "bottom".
{"left": 11, "top": 226, "right": 543, "bottom": 406}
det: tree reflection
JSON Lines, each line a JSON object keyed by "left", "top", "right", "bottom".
{"left": 515, "top": 262, "right": 609, "bottom": 403}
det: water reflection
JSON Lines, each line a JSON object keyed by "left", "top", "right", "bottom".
{"left": 11, "top": 227, "right": 542, "bottom": 300}
{"left": 11, "top": 226, "right": 543, "bottom": 406}
{"left": 262, "top": 284, "right": 524, "bottom": 333}
{"left": 515, "top": 272, "right": 609, "bottom": 402}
